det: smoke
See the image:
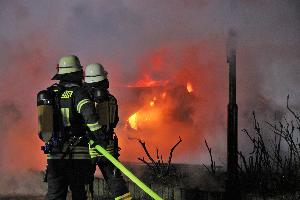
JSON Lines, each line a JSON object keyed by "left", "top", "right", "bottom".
{"left": 0, "top": 0, "right": 298, "bottom": 179}
{"left": 0, "top": 170, "right": 46, "bottom": 196}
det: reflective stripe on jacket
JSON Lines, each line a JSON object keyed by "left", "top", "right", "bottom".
{"left": 48, "top": 146, "right": 90, "bottom": 160}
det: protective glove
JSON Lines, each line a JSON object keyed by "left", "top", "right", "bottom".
{"left": 86, "top": 127, "right": 108, "bottom": 149}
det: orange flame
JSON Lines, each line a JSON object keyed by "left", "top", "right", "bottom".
{"left": 187, "top": 82, "right": 193, "bottom": 93}
{"left": 117, "top": 43, "right": 227, "bottom": 163}
{"left": 128, "top": 112, "right": 138, "bottom": 130}
{"left": 161, "top": 92, "right": 167, "bottom": 99}
{"left": 149, "top": 101, "right": 155, "bottom": 107}
{"left": 127, "top": 96, "right": 163, "bottom": 130}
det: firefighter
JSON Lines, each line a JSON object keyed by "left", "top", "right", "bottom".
{"left": 84, "top": 63, "right": 132, "bottom": 200}
{"left": 37, "top": 55, "right": 107, "bottom": 200}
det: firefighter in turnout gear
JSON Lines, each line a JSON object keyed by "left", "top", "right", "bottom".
{"left": 84, "top": 63, "right": 132, "bottom": 200}
{"left": 38, "top": 55, "right": 107, "bottom": 200}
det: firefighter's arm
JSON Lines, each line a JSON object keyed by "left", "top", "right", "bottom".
{"left": 74, "top": 88, "right": 108, "bottom": 147}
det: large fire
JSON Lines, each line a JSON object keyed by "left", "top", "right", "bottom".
{"left": 115, "top": 44, "right": 227, "bottom": 163}
{"left": 120, "top": 73, "right": 198, "bottom": 162}
{"left": 128, "top": 82, "right": 194, "bottom": 130}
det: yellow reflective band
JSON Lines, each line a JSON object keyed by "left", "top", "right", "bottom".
{"left": 48, "top": 153, "right": 91, "bottom": 160}
{"left": 87, "top": 122, "right": 101, "bottom": 131}
{"left": 89, "top": 126, "right": 100, "bottom": 131}
{"left": 72, "top": 149, "right": 89, "bottom": 153}
{"left": 73, "top": 146, "right": 89, "bottom": 150}
{"left": 87, "top": 122, "right": 99, "bottom": 127}
{"left": 90, "top": 153, "right": 114, "bottom": 158}
{"left": 77, "top": 99, "right": 90, "bottom": 113}
{"left": 115, "top": 192, "right": 132, "bottom": 200}
{"left": 61, "top": 90, "right": 73, "bottom": 98}
{"left": 47, "top": 146, "right": 90, "bottom": 159}
{"left": 61, "top": 108, "right": 71, "bottom": 126}
{"left": 72, "top": 146, "right": 89, "bottom": 151}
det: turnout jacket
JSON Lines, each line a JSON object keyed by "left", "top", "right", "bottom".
{"left": 39, "top": 82, "right": 102, "bottom": 159}
{"left": 85, "top": 86, "right": 119, "bottom": 159}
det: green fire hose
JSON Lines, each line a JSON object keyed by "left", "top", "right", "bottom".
{"left": 89, "top": 140, "right": 163, "bottom": 200}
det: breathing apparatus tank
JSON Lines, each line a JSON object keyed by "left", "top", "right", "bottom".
{"left": 37, "top": 90, "right": 54, "bottom": 143}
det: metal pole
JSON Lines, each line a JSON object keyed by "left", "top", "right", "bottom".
{"left": 225, "top": 30, "right": 241, "bottom": 200}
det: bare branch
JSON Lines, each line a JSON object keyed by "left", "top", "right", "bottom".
{"left": 156, "top": 147, "right": 161, "bottom": 165}
{"left": 204, "top": 139, "right": 216, "bottom": 174}
{"left": 202, "top": 164, "right": 211, "bottom": 173}
{"left": 138, "top": 139, "right": 157, "bottom": 166}
{"left": 166, "top": 136, "right": 183, "bottom": 175}
{"left": 167, "top": 136, "right": 182, "bottom": 166}
{"left": 287, "top": 95, "right": 300, "bottom": 123}
{"left": 137, "top": 136, "right": 183, "bottom": 179}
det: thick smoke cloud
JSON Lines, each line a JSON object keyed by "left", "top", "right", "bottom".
{"left": 0, "top": 0, "right": 299, "bottom": 176}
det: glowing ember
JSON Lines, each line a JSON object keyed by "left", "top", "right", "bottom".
{"left": 128, "top": 112, "right": 138, "bottom": 130}
{"left": 161, "top": 92, "right": 167, "bottom": 99}
{"left": 150, "top": 96, "right": 157, "bottom": 107}
{"left": 150, "top": 101, "right": 155, "bottom": 107}
{"left": 187, "top": 82, "right": 193, "bottom": 93}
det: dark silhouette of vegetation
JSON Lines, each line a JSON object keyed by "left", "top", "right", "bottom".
{"left": 203, "top": 139, "right": 216, "bottom": 175}
{"left": 137, "top": 136, "right": 183, "bottom": 185}
{"left": 238, "top": 96, "right": 300, "bottom": 198}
